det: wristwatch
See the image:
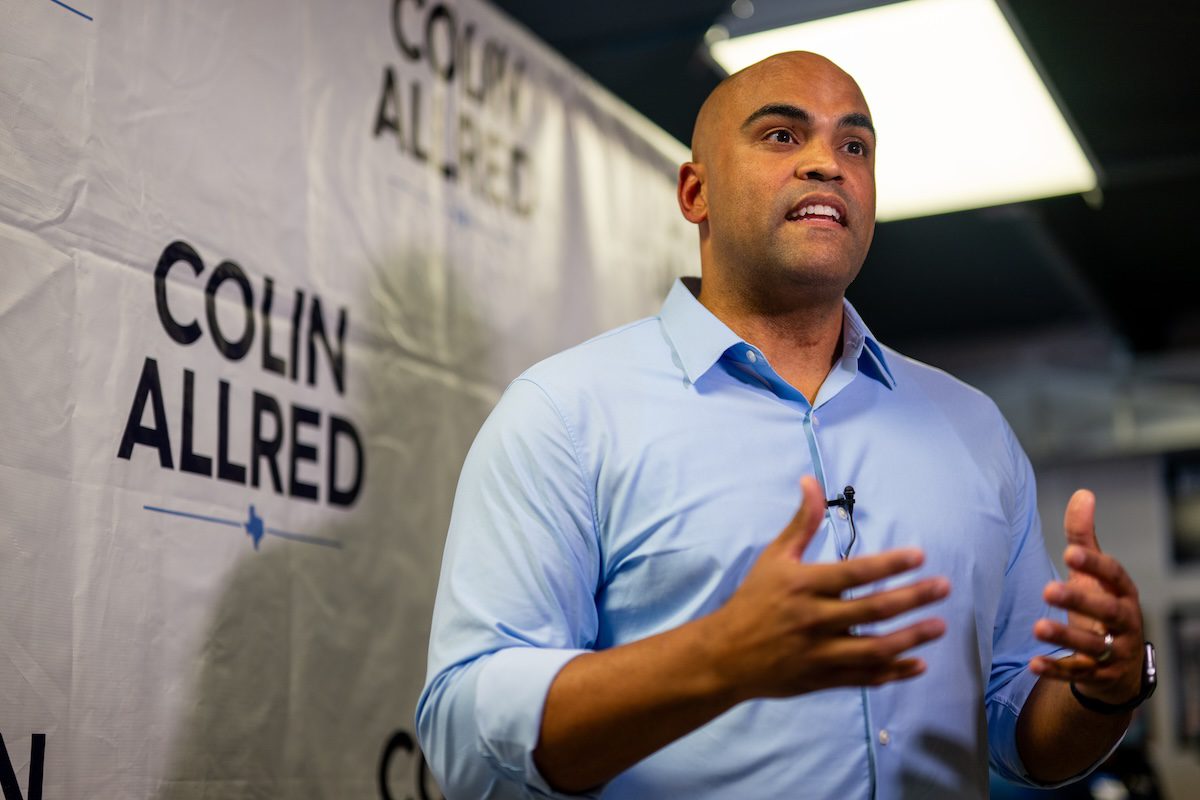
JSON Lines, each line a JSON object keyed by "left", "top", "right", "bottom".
{"left": 1070, "top": 641, "right": 1157, "bottom": 715}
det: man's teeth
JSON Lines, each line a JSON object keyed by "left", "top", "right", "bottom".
{"left": 791, "top": 204, "right": 842, "bottom": 221}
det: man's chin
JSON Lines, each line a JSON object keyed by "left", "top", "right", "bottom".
{"left": 742, "top": 266, "right": 857, "bottom": 311}
{"left": 777, "top": 257, "right": 862, "bottom": 293}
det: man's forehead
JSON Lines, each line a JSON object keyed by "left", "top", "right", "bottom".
{"left": 725, "top": 54, "right": 868, "bottom": 119}
{"left": 691, "top": 51, "right": 869, "bottom": 159}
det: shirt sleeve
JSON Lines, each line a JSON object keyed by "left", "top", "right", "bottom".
{"left": 416, "top": 377, "right": 603, "bottom": 799}
{"left": 984, "top": 424, "right": 1123, "bottom": 786}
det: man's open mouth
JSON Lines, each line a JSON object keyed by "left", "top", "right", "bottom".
{"left": 786, "top": 199, "right": 848, "bottom": 227}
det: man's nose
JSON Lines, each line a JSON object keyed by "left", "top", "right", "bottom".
{"left": 794, "top": 140, "right": 842, "bottom": 182}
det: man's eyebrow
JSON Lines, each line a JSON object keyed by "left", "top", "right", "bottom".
{"left": 740, "top": 104, "right": 876, "bottom": 139}
{"left": 741, "top": 104, "right": 810, "bottom": 130}
{"left": 839, "top": 112, "right": 876, "bottom": 138}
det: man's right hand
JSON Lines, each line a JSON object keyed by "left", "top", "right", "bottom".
{"left": 535, "top": 475, "right": 949, "bottom": 793}
{"left": 703, "top": 475, "right": 949, "bottom": 703}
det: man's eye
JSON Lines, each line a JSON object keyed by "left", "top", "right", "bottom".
{"left": 765, "top": 130, "right": 794, "bottom": 144}
{"left": 846, "top": 141, "right": 868, "bottom": 156}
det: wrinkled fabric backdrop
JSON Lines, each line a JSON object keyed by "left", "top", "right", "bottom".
{"left": 0, "top": 1, "right": 694, "bottom": 796}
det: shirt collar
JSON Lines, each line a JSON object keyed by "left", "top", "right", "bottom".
{"left": 659, "top": 277, "right": 896, "bottom": 390}
{"left": 841, "top": 294, "right": 897, "bottom": 390}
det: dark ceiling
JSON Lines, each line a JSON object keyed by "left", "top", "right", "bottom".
{"left": 492, "top": 0, "right": 1200, "bottom": 355}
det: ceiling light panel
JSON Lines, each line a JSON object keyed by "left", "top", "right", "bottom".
{"left": 709, "top": 0, "right": 1098, "bottom": 221}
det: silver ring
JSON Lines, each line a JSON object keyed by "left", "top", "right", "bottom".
{"left": 1096, "top": 631, "right": 1114, "bottom": 663}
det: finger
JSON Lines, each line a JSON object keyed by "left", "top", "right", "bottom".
{"left": 825, "top": 658, "right": 927, "bottom": 689}
{"left": 1029, "top": 653, "right": 1100, "bottom": 682}
{"left": 860, "top": 657, "right": 927, "bottom": 686}
{"left": 828, "top": 617, "right": 947, "bottom": 666}
{"left": 1062, "top": 546, "right": 1138, "bottom": 599}
{"left": 817, "top": 577, "right": 951, "bottom": 630}
{"left": 1043, "top": 582, "right": 1133, "bottom": 631}
{"left": 1033, "top": 619, "right": 1120, "bottom": 660}
{"left": 804, "top": 548, "right": 926, "bottom": 595}
{"left": 1063, "top": 489, "right": 1100, "bottom": 552}
{"left": 776, "top": 475, "right": 828, "bottom": 559}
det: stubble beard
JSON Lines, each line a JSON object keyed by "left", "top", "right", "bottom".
{"left": 730, "top": 233, "right": 864, "bottom": 317}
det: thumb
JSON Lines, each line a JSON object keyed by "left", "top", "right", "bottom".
{"left": 1063, "top": 489, "right": 1101, "bottom": 552}
{"left": 776, "top": 475, "right": 827, "bottom": 559}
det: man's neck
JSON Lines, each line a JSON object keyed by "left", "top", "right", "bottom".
{"left": 696, "top": 279, "right": 845, "bottom": 405}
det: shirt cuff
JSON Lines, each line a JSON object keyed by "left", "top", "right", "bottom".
{"left": 475, "top": 646, "right": 601, "bottom": 799}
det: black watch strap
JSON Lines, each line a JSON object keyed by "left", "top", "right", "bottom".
{"left": 1070, "top": 641, "right": 1157, "bottom": 715}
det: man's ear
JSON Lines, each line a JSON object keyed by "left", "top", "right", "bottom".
{"left": 677, "top": 162, "right": 708, "bottom": 224}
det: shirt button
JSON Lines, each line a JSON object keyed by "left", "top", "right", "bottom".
{"left": 837, "top": 507, "right": 848, "bottom": 520}
{"left": 746, "top": 350, "right": 758, "bottom": 363}
{"left": 878, "top": 729, "right": 890, "bottom": 746}
{"left": 811, "top": 414, "right": 819, "bottom": 427}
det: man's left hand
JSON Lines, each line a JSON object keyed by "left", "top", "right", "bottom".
{"left": 1030, "top": 489, "right": 1145, "bottom": 706}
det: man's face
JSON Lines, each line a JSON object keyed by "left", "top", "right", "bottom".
{"left": 696, "top": 54, "right": 877, "bottom": 300}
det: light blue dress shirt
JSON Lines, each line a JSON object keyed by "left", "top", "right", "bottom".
{"left": 418, "top": 278, "right": 1074, "bottom": 799}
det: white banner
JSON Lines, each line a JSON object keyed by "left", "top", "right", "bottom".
{"left": 0, "top": 1, "right": 694, "bottom": 796}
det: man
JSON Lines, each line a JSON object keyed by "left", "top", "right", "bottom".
{"left": 417, "top": 52, "right": 1152, "bottom": 798}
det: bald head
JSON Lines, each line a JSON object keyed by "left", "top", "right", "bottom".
{"left": 691, "top": 52, "right": 869, "bottom": 163}
{"left": 676, "top": 50, "right": 878, "bottom": 308}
